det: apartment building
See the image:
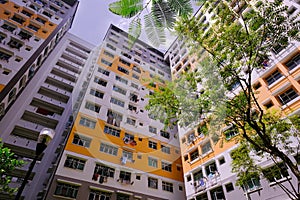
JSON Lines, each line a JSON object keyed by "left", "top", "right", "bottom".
{"left": 165, "top": 1, "right": 300, "bottom": 200}
{"left": 0, "top": 32, "right": 95, "bottom": 199}
{"left": 45, "top": 24, "right": 185, "bottom": 200}
{"left": 0, "top": 0, "right": 79, "bottom": 119}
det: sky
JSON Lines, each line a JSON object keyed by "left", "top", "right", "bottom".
{"left": 70, "top": 0, "right": 127, "bottom": 46}
{"left": 69, "top": 0, "right": 185, "bottom": 50}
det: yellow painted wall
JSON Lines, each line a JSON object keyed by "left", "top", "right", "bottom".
{"left": 0, "top": 2, "right": 57, "bottom": 39}
{"left": 65, "top": 113, "right": 184, "bottom": 182}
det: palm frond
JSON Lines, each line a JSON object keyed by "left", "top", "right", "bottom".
{"left": 152, "top": 1, "right": 176, "bottom": 29}
{"left": 128, "top": 18, "right": 142, "bottom": 48}
{"left": 144, "top": 13, "right": 166, "bottom": 47}
{"left": 109, "top": 0, "right": 143, "bottom": 18}
{"left": 168, "top": 0, "right": 193, "bottom": 19}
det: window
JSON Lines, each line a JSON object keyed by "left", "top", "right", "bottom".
{"left": 115, "top": 75, "right": 128, "bottom": 85}
{"left": 55, "top": 182, "right": 79, "bottom": 198}
{"left": 277, "top": 88, "right": 299, "bottom": 105}
{"left": 285, "top": 53, "right": 300, "bottom": 71}
{"left": 119, "top": 58, "right": 131, "bottom": 66}
{"left": 184, "top": 155, "right": 188, "bottom": 161}
{"left": 148, "top": 141, "right": 157, "bottom": 149}
{"left": 162, "top": 161, "right": 172, "bottom": 172}
{"left": 196, "top": 193, "right": 208, "bottom": 200}
{"left": 158, "top": 71, "right": 164, "bottom": 76}
{"left": 148, "top": 177, "right": 158, "bottom": 189}
{"left": 129, "top": 93, "right": 139, "bottom": 102}
{"left": 190, "top": 149, "right": 199, "bottom": 161}
{"left": 113, "top": 85, "right": 127, "bottom": 95}
{"left": 85, "top": 101, "right": 100, "bottom": 113}
{"left": 28, "top": 24, "right": 39, "bottom": 31}
{"left": 106, "top": 43, "right": 116, "bottom": 51}
{"left": 119, "top": 171, "right": 131, "bottom": 183}
{"left": 1, "top": 23, "right": 16, "bottom": 32}
{"left": 225, "top": 183, "right": 234, "bottom": 192}
{"left": 117, "top": 194, "right": 130, "bottom": 200}
{"left": 205, "top": 162, "right": 217, "bottom": 176}
{"left": 64, "top": 156, "right": 86, "bottom": 170}
{"left": 21, "top": 9, "right": 33, "bottom": 17}
{"left": 201, "top": 142, "right": 212, "bottom": 154}
{"left": 103, "top": 50, "right": 114, "bottom": 58}
{"left": 242, "top": 177, "right": 261, "bottom": 192}
{"left": 89, "top": 190, "right": 111, "bottom": 200}
{"left": 179, "top": 185, "right": 183, "bottom": 191}
{"left": 79, "top": 117, "right": 96, "bottom": 129}
{"left": 133, "top": 66, "right": 141, "bottom": 73}
{"left": 149, "top": 126, "right": 157, "bottom": 134}
{"left": 161, "top": 145, "right": 170, "bottom": 154}
{"left": 94, "top": 77, "right": 107, "bottom": 87}
{"left": 101, "top": 58, "right": 112, "bottom": 67}
{"left": 72, "top": 134, "right": 91, "bottom": 147}
{"left": 131, "top": 82, "right": 139, "bottom": 89}
{"left": 104, "top": 125, "right": 120, "bottom": 137}
{"left": 11, "top": 15, "right": 25, "bottom": 24}
{"left": 110, "top": 97, "right": 125, "bottom": 107}
{"left": 100, "top": 143, "right": 118, "bottom": 156}
{"left": 90, "top": 89, "right": 104, "bottom": 99}
{"left": 117, "top": 66, "right": 129, "bottom": 75}
{"left": 193, "top": 170, "right": 203, "bottom": 181}
{"left": 126, "top": 117, "right": 136, "bottom": 126}
{"left": 265, "top": 70, "right": 282, "bottom": 85}
{"left": 187, "top": 132, "right": 195, "bottom": 143}
{"left": 98, "top": 67, "right": 110, "bottom": 76}
{"left": 162, "top": 181, "right": 173, "bottom": 192}
{"left": 224, "top": 126, "right": 239, "bottom": 140}
{"left": 107, "top": 110, "right": 122, "bottom": 127}
{"left": 210, "top": 186, "right": 225, "bottom": 200}
{"left": 160, "top": 130, "right": 170, "bottom": 139}
{"left": 8, "top": 38, "right": 23, "bottom": 50}
{"left": 132, "top": 73, "right": 140, "bottom": 80}
{"left": 93, "top": 164, "right": 115, "bottom": 178}
{"left": 262, "top": 163, "right": 289, "bottom": 183}
{"left": 128, "top": 104, "right": 137, "bottom": 112}
{"left": 122, "top": 150, "right": 133, "bottom": 162}
{"left": 148, "top": 157, "right": 158, "bottom": 168}
{"left": 219, "top": 157, "right": 225, "bottom": 165}
{"left": 35, "top": 17, "right": 46, "bottom": 24}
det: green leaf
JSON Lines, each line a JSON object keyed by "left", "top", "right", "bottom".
{"left": 152, "top": 0, "right": 176, "bottom": 29}
{"left": 109, "top": 0, "right": 143, "bottom": 18}
{"left": 144, "top": 13, "right": 166, "bottom": 47}
{"left": 168, "top": 0, "right": 193, "bottom": 19}
{"left": 128, "top": 18, "right": 142, "bottom": 48}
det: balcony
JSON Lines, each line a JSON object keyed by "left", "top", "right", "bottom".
{"left": 21, "top": 110, "right": 58, "bottom": 129}
{"left": 37, "top": 87, "right": 69, "bottom": 103}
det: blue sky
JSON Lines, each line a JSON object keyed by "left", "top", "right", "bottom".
{"left": 70, "top": 1, "right": 199, "bottom": 49}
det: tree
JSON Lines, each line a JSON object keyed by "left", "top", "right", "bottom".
{"left": 145, "top": 0, "right": 300, "bottom": 199}
{"left": 0, "top": 140, "right": 24, "bottom": 194}
{"left": 108, "top": 0, "right": 196, "bottom": 47}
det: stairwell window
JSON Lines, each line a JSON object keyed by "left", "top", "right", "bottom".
{"left": 277, "top": 87, "right": 299, "bottom": 105}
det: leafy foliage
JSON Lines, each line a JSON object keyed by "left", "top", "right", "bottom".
{"left": 128, "top": 18, "right": 142, "bottom": 47}
{"left": 0, "top": 140, "right": 24, "bottom": 194}
{"left": 147, "top": 0, "right": 300, "bottom": 198}
{"left": 109, "top": 0, "right": 143, "bottom": 18}
{"left": 109, "top": 0, "right": 195, "bottom": 47}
